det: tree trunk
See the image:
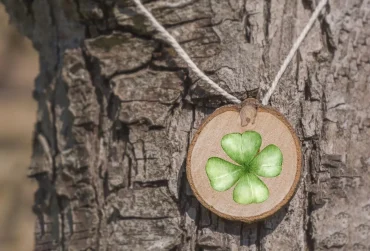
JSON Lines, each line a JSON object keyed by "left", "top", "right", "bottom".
{"left": 2, "top": 0, "right": 370, "bottom": 250}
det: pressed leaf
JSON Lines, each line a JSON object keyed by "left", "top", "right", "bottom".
{"left": 205, "top": 130, "right": 283, "bottom": 204}
{"left": 250, "top": 144, "right": 283, "bottom": 177}
{"left": 221, "top": 131, "right": 262, "bottom": 166}
{"left": 205, "top": 157, "right": 243, "bottom": 191}
{"left": 233, "top": 173, "right": 269, "bottom": 204}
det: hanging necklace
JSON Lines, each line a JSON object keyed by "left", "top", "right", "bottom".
{"left": 134, "top": 0, "right": 328, "bottom": 223}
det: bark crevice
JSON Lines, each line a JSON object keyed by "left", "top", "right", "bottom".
{"left": 2, "top": 0, "right": 369, "bottom": 250}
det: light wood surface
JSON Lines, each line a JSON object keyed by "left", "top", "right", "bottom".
{"left": 187, "top": 104, "right": 302, "bottom": 222}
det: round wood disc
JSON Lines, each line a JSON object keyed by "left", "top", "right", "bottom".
{"left": 186, "top": 103, "right": 302, "bottom": 223}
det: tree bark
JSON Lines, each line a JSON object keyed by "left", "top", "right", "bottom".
{"left": 2, "top": 0, "right": 370, "bottom": 250}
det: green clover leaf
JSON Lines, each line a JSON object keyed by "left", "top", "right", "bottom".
{"left": 205, "top": 131, "right": 283, "bottom": 204}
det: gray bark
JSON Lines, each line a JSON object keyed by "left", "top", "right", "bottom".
{"left": 2, "top": 0, "right": 370, "bottom": 250}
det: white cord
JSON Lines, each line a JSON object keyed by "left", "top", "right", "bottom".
{"left": 133, "top": 0, "right": 241, "bottom": 104}
{"left": 151, "top": 0, "right": 194, "bottom": 9}
{"left": 261, "top": 0, "right": 328, "bottom": 105}
{"left": 133, "top": 0, "right": 328, "bottom": 105}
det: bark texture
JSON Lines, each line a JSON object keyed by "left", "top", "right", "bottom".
{"left": 2, "top": 0, "right": 370, "bottom": 250}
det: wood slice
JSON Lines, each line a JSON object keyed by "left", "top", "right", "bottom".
{"left": 186, "top": 102, "right": 302, "bottom": 223}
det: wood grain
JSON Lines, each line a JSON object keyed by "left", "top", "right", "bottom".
{"left": 187, "top": 104, "right": 302, "bottom": 222}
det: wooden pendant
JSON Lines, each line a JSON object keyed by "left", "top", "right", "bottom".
{"left": 186, "top": 99, "right": 301, "bottom": 223}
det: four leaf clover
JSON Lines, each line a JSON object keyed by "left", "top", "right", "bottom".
{"left": 205, "top": 131, "right": 283, "bottom": 204}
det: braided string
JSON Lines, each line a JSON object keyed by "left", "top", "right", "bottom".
{"left": 133, "top": 0, "right": 328, "bottom": 105}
